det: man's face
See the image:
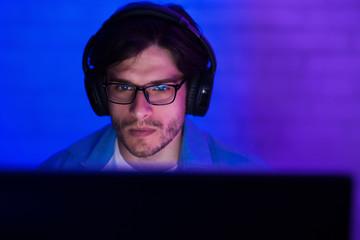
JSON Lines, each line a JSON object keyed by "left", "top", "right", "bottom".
{"left": 107, "top": 45, "right": 187, "bottom": 159}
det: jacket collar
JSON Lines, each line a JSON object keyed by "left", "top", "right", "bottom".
{"left": 178, "top": 118, "right": 213, "bottom": 171}
{"left": 69, "top": 124, "right": 117, "bottom": 170}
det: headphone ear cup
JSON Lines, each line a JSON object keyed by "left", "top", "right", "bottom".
{"left": 84, "top": 70, "right": 109, "bottom": 116}
{"left": 186, "top": 71, "right": 214, "bottom": 116}
{"left": 186, "top": 74, "right": 200, "bottom": 116}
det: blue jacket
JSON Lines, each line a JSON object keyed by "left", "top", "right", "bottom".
{"left": 40, "top": 118, "right": 268, "bottom": 172}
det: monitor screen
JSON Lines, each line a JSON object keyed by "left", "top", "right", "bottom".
{"left": 0, "top": 172, "right": 352, "bottom": 240}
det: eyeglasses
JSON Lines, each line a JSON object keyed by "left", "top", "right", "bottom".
{"left": 103, "top": 79, "right": 186, "bottom": 105}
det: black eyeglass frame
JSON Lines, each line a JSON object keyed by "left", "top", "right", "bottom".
{"left": 103, "top": 79, "right": 186, "bottom": 106}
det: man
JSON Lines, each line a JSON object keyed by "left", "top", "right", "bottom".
{"left": 40, "top": 2, "right": 267, "bottom": 172}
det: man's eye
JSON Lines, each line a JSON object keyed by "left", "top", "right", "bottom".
{"left": 116, "top": 85, "right": 133, "bottom": 91}
{"left": 152, "top": 85, "right": 170, "bottom": 91}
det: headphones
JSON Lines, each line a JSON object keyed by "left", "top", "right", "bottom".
{"left": 82, "top": 2, "right": 217, "bottom": 116}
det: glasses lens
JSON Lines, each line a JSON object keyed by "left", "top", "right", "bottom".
{"left": 107, "top": 84, "right": 135, "bottom": 104}
{"left": 146, "top": 85, "right": 176, "bottom": 104}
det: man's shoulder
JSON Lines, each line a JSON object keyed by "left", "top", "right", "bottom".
{"left": 182, "top": 118, "right": 269, "bottom": 172}
{"left": 39, "top": 125, "right": 116, "bottom": 171}
{"left": 206, "top": 134, "right": 269, "bottom": 171}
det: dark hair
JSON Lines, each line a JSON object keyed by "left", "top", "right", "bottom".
{"left": 89, "top": 3, "right": 209, "bottom": 82}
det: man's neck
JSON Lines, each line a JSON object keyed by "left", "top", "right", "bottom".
{"left": 118, "top": 128, "right": 183, "bottom": 171}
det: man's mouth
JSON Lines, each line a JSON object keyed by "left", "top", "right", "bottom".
{"left": 128, "top": 128, "right": 157, "bottom": 138}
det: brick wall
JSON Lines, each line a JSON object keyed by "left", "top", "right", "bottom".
{"left": 239, "top": 0, "right": 360, "bottom": 171}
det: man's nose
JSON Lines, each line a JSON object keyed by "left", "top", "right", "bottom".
{"left": 130, "top": 91, "right": 153, "bottom": 120}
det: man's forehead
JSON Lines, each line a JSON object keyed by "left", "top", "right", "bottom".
{"left": 106, "top": 66, "right": 183, "bottom": 85}
{"left": 108, "top": 45, "right": 177, "bottom": 70}
{"left": 106, "top": 46, "right": 182, "bottom": 85}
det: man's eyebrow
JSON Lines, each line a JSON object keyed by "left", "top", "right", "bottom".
{"left": 107, "top": 78, "right": 133, "bottom": 85}
{"left": 108, "top": 77, "right": 182, "bottom": 85}
{"left": 148, "top": 78, "right": 180, "bottom": 85}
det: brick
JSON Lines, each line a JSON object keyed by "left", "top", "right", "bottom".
{"left": 252, "top": 54, "right": 306, "bottom": 77}
{"left": 250, "top": 8, "right": 305, "bottom": 28}
{"left": 303, "top": 9, "right": 360, "bottom": 30}
{"left": 250, "top": 31, "right": 349, "bottom": 53}
{"left": 351, "top": 32, "right": 360, "bottom": 52}
{"left": 323, "top": 0, "right": 360, "bottom": 8}
{"left": 250, "top": 0, "right": 360, "bottom": 9}
{"left": 250, "top": 0, "right": 328, "bottom": 8}
{"left": 306, "top": 99, "right": 360, "bottom": 122}
{"left": 299, "top": 77, "right": 360, "bottom": 98}
{"left": 200, "top": 7, "right": 360, "bottom": 31}
{"left": 210, "top": 31, "right": 252, "bottom": 54}
{"left": 306, "top": 55, "right": 360, "bottom": 77}
{"left": 195, "top": 8, "right": 251, "bottom": 26}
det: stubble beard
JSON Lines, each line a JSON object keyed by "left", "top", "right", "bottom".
{"left": 114, "top": 118, "right": 183, "bottom": 159}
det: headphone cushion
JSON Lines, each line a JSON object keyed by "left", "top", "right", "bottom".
{"left": 85, "top": 71, "right": 109, "bottom": 116}
{"left": 186, "top": 71, "right": 213, "bottom": 116}
{"left": 186, "top": 74, "right": 201, "bottom": 115}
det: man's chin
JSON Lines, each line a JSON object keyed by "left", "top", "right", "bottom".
{"left": 126, "top": 145, "right": 162, "bottom": 159}
{"left": 117, "top": 118, "right": 183, "bottom": 159}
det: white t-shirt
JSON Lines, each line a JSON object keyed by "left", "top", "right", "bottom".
{"left": 103, "top": 138, "right": 177, "bottom": 172}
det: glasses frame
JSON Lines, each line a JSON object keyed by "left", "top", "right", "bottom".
{"left": 103, "top": 79, "right": 186, "bottom": 106}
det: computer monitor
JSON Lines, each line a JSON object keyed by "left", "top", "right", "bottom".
{"left": 0, "top": 172, "right": 352, "bottom": 239}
